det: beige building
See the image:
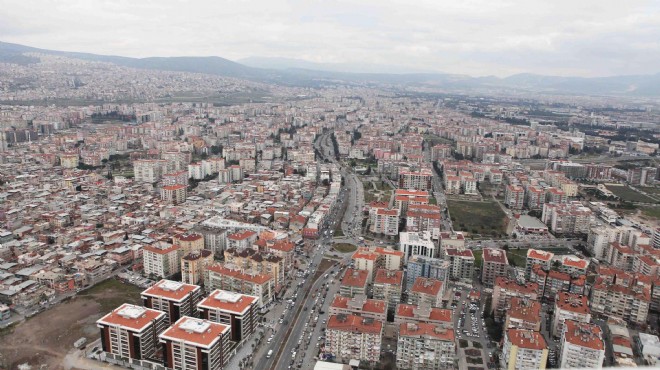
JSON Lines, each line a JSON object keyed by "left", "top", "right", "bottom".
{"left": 160, "top": 184, "right": 187, "bottom": 204}
{"left": 181, "top": 249, "right": 214, "bottom": 285}
{"left": 143, "top": 243, "right": 182, "bottom": 279}
{"left": 396, "top": 322, "right": 456, "bottom": 369}
{"left": 326, "top": 314, "right": 383, "bottom": 364}
{"left": 501, "top": 329, "right": 548, "bottom": 370}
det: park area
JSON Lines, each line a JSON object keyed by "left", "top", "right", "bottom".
{"left": 333, "top": 243, "right": 358, "bottom": 253}
{"left": 606, "top": 185, "right": 659, "bottom": 203}
{"left": 0, "top": 279, "right": 142, "bottom": 369}
{"left": 447, "top": 199, "right": 508, "bottom": 238}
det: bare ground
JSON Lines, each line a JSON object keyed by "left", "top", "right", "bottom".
{"left": 0, "top": 279, "right": 142, "bottom": 370}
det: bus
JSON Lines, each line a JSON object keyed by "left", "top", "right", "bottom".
{"left": 267, "top": 350, "right": 273, "bottom": 359}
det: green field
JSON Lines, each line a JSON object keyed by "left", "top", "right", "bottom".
{"left": 447, "top": 200, "right": 508, "bottom": 237}
{"left": 334, "top": 243, "right": 358, "bottom": 253}
{"left": 606, "top": 185, "right": 659, "bottom": 203}
{"left": 640, "top": 207, "right": 660, "bottom": 220}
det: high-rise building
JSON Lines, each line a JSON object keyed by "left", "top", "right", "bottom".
{"left": 326, "top": 314, "right": 383, "bottom": 364}
{"left": 159, "top": 316, "right": 231, "bottom": 370}
{"left": 97, "top": 304, "right": 167, "bottom": 361}
{"left": 141, "top": 279, "right": 203, "bottom": 325}
{"left": 559, "top": 321, "right": 605, "bottom": 369}
{"left": 400, "top": 231, "right": 437, "bottom": 263}
{"left": 501, "top": 329, "right": 548, "bottom": 370}
{"left": 552, "top": 292, "right": 590, "bottom": 338}
{"left": 372, "top": 269, "right": 403, "bottom": 311}
{"left": 482, "top": 248, "right": 509, "bottom": 287}
{"left": 143, "top": 243, "right": 182, "bottom": 279}
{"left": 396, "top": 322, "right": 456, "bottom": 369}
{"left": 197, "top": 289, "right": 259, "bottom": 342}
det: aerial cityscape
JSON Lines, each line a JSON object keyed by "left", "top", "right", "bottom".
{"left": 1, "top": 1, "right": 660, "bottom": 370}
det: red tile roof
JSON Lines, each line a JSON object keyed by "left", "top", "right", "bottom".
{"left": 373, "top": 269, "right": 403, "bottom": 285}
{"left": 507, "top": 329, "right": 547, "bottom": 350}
{"left": 555, "top": 292, "right": 589, "bottom": 314}
{"left": 527, "top": 249, "right": 554, "bottom": 262}
{"left": 198, "top": 289, "right": 259, "bottom": 314}
{"left": 411, "top": 277, "right": 443, "bottom": 296}
{"left": 97, "top": 303, "right": 165, "bottom": 332}
{"left": 341, "top": 269, "right": 369, "bottom": 288}
{"left": 141, "top": 279, "right": 200, "bottom": 303}
{"left": 399, "top": 322, "right": 454, "bottom": 341}
{"left": 206, "top": 263, "right": 272, "bottom": 284}
{"left": 327, "top": 314, "right": 383, "bottom": 334}
{"left": 143, "top": 243, "right": 180, "bottom": 255}
{"left": 563, "top": 320, "right": 604, "bottom": 350}
{"left": 160, "top": 316, "right": 229, "bottom": 348}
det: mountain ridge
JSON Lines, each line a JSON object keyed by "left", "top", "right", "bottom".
{"left": 2, "top": 41, "right": 660, "bottom": 96}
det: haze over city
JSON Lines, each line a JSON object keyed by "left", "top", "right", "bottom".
{"left": 1, "top": 0, "right": 659, "bottom": 77}
{"left": 1, "top": 1, "right": 660, "bottom": 370}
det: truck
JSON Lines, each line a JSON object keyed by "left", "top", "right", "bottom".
{"left": 267, "top": 350, "right": 273, "bottom": 359}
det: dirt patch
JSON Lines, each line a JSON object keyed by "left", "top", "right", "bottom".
{"left": 0, "top": 278, "right": 142, "bottom": 369}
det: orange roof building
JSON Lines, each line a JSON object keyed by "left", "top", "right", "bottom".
{"left": 141, "top": 279, "right": 203, "bottom": 325}
{"left": 198, "top": 289, "right": 259, "bottom": 342}
{"left": 159, "top": 317, "right": 230, "bottom": 369}
{"left": 97, "top": 304, "right": 168, "bottom": 360}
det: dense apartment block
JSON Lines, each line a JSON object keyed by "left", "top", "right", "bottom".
{"left": 482, "top": 248, "right": 509, "bottom": 287}
{"left": 559, "top": 320, "right": 605, "bottom": 369}
{"left": 409, "top": 277, "right": 444, "bottom": 308}
{"left": 443, "top": 247, "right": 475, "bottom": 281}
{"left": 541, "top": 202, "right": 593, "bottom": 235}
{"left": 504, "top": 297, "right": 542, "bottom": 331}
{"left": 159, "top": 316, "right": 231, "bottom": 370}
{"left": 398, "top": 169, "right": 433, "bottom": 191}
{"left": 394, "top": 303, "right": 453, "bottom": 327}
{"left": 501, "top": 329, "right": 548, "bottom": 370}
{"left": 372, "top": 269, "right": 403, "bottom": 311}
{"left": 197, "top": 289, "right": 259, "bottom": 342}
{"left": 339, "top": 268, "right": 370, "bottom": 298}
{"left": 181, "top": 249, "right": 214, "bottom": 285}
{"left": 492, "top": 277, "right": 539, "bottom": 321}
{"left": 396, "top": 322, "right": 456, "bottom": 369}
{"left": 141, "top": 279, "right": 203, "bottom": 325}
{"left": 326, "top": 314, "right": 383, "bottom": 364}
{"left": 97, "top": 304, "right": 167, "bottom": 361}
{"left": 351, "top": 246, "right": 404, "bottom": 282}
{"left": 400, "top": 231, "right": 437, "bottom": 263}
{"left": 369, "top": 208, "right": 400, "bottom": 236}
{"left": 143, "top": 243, "right": 182, "bottom": 279}
{"left": 552, "top": 292, "right": 590, "bottom": 338}
{"left": 329, "top": 294, "right": 388, "bottom": 322}
{"left": 590, "top": 276, "right": 650, "bottom": 325}
{"left": 405, "top": 256, "right": 450, "bottom": 290}
{"left": 160, "top": 184, "right": 187, "bottom": 205}
{"left": 204, "top": 263, "right": 273, "bottom": 307}
{"left": 505, "top": 185, "right": 525, "bottom": 210}
{"left": 525, "top": 249, "right": 554, "bottom": 279}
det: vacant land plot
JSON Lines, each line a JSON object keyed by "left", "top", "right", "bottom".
{"left": 0, "top": 278, "right": 142, "bottom": 369}
{"left": 606, "top": 185, "right": 658, "bottom": 203}
{"left": 640, "top": 207, "right": 660, "bottom": 220}
{"left": 334, "top": 243, "right": 358, "bottom": 253}
{"left": 447, "top": 200, "right": 508, "bottom": 238}
{"left": 506, "top": 249, "right": 529, "bottom": 267}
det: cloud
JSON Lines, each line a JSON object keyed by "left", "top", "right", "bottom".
{"left": 0, "top": 0, "right": 658, "bottom": 77}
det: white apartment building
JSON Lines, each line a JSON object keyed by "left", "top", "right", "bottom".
{"left": 559, "top": 320, "right": 605, "bottom": 369}
{"left": 400, "top": 231, "right": 436, "bottom": 264}
{"left": 501, "top": 329, "right": 548, "bottom": 370}
{"left": 143, "top": 243, "right": 182, "bottom": 279}
{"left": 326, "top": 314, "right": 383, "bottom": 364}
{"left": 396, "top": 322, "right": 456, "bottom": 369}
{"left": 551, "top": 292, "right": 590, "bottom": 338}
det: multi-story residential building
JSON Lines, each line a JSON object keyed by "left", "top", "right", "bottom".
{"left": 541, "top": 202, "right": 593, "bottom": 235}
{"left": 409, "top": 277, "right": 444, "bottom": 308}
{"left": 161, "top": 170, "right": 189, "bottom": 187}
{"left": 501, "top": 329, "right": 548, "bottom": 370}
{"left": 141, "top": 279, "right": 203, "bottom": 325}
{"left": 394, "top": 303, "right": 452, "bottom": 327}
{"left": 552, "top": 292, "right": 590, "bottom": 338}
{"left": 588, "top": 224, "right": 623, "bottom": 261}
{"left": 369, "top": 208, "right": 400, "bottom": 236}
{"left": 396, "top": 322, "right": 456, "bottom": 369}
{"left": 96, "top": 304, "right": 167, "bottom": 361}
{"left": 406, "top": 204, "right": 441, "bottom": 237}
{"left": 525, "top": 186, "right": 546, "bottom": 210}
{"left": 173, "top": 233, "right": 204, "bottom": 254}
{"left": 504, "top": 297, "right": 542, "bottom": 331}
{"left": 482, "top": 248, "right": 509, "bottom": 287}
{"left": 326, "top": 314, "right": 383, "bottom": 364}
{"left": 225, "top": 230, "right": 258, "bottom": 250}
{"left": 399, "top": 169, "right": 433, "bottom": 191}
{"left": 181, "top": 249, "right": 214, "bottom": 285}
{"left": 545, "top": 188, "right": 568, "bottom": 204}
{"left": 590, "top": 276, "right": 650, "bottom": 325}
{"left": 329, "top": 294, "right": 388, "bottom": 322}
{"left": 372, "top": 269, "right": 403, "bottom": 311}
{"left": 439, "top": 232, "right": 466, "bottom": 250}
{"left": 352, "top": 246, "right": 404, "bottom": 282}
{"left": 633, "top": 254, "right": 660, "bottom": 277}
{"left": 525, "top": 249, "right": 554, "bottom": 279}
{"left": 204, "top": 263, "right": 273, "bottom": 307}
{"left": 492, "top": 277, "right": 539, "bottom": 321}
{"left": 559, "top": 320, "right": 605, "bottom": 369}
{"left": 559, "top": 255, "right": 589, "bottom": 276}
{"left": 443, "top": 247, "right": 474, "bottom": 281}
{"left": 444, "top": 175, "right": 461, "bottom": 195}
{"left": 59, "top": 153, "right": 79, "bottom": 168}
{"left": 197, "top": 289, "right": 259, "bottom": 342}
{"left": 160, "top": 184, "right": 187, "bottom": 205}
{"left": 405, "top": 256, "right": 450, "bottom": 290}
{"left": 143, "top": 243, "right": 182, "bottom": 279}
{"left": 134, "top": 159, "right": 168, "bottom": 183}
{"left": 223, "top": 248, "right": 285, "bottom": 289}
{"left": 505, "top": 185, "right": 525, "bottom": 210}
{"left": 400, "top": 231, "right": 437, "bottom": 264}
{"left": 159, "top": 316, "right": 230, "bottom": 370}
{"left": 340, "top": 268, "right": 370, "bottom": 298}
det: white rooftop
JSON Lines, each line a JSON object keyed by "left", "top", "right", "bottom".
{"left": 180, "top": 318, "right": 211, "bottom": 334}
{"left": 160, "top": 280, "right": 184, "bottom": 291}
{"left": 214, "top": 290, "right": 242, "bottom": 303}
{"left": 118, "top": 305, "right": 146, "bottom": 319}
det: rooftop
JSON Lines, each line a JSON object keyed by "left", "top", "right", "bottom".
{"left": 507, "top": 329, "right": 547, "bottom": 350}
{"left": 141, "top": 279, "right": 201, "bottom": 303}
{"left": 326, "top": 314, "right": 383, "bottom": 334}
{"left": 399, "top": 322, "right": 454, "bottom": 341}
{"left": 197, "top": 289, "right": 259, "bottom": 314}
{"left": 160, "top": 316, "right": 229, "bottom": 349}
{"left": 97, "top": 303, "right": 164, "bottom": 332}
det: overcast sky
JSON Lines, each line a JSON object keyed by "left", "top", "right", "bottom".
{"left": 1, "top": 0, "right": 659, "bottom": 77}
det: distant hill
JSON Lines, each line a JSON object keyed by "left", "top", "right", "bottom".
{"left": 2, "top": 41, "right": 660, "bottom": 96}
